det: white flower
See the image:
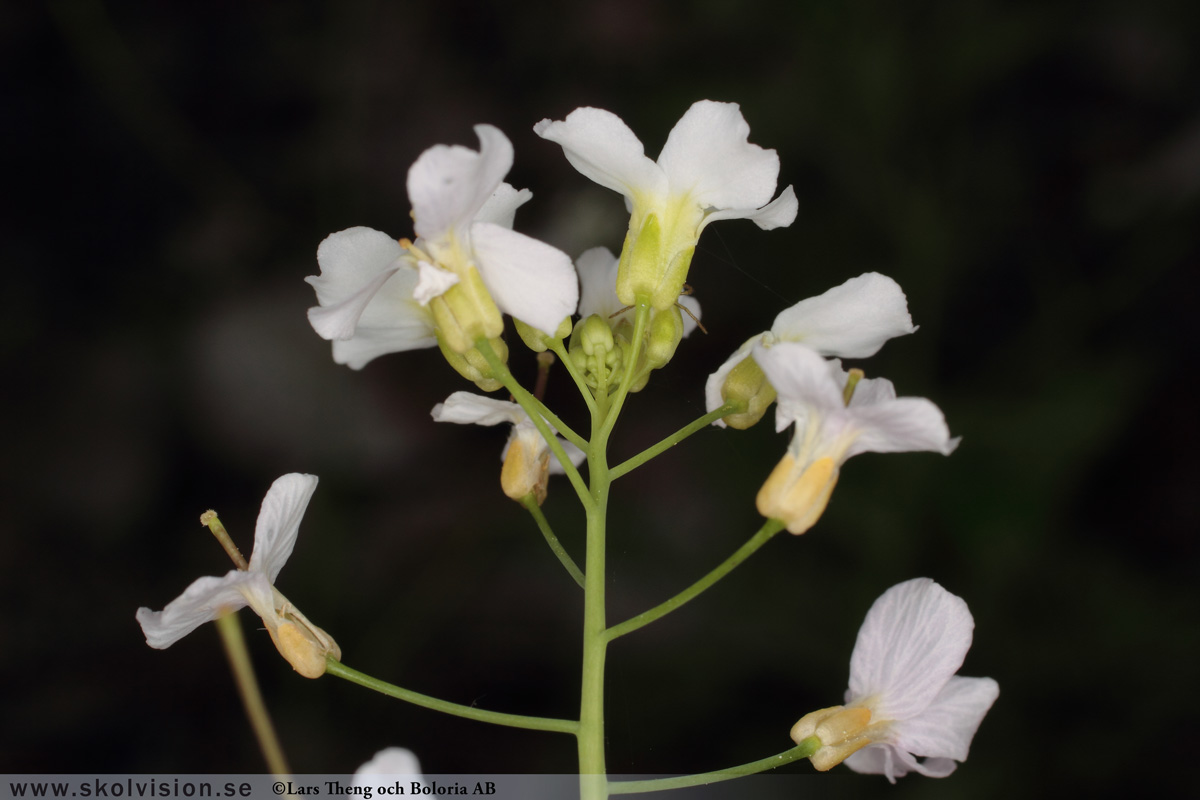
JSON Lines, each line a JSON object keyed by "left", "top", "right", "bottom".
{"left": 535, "top": 101, "right": 797, "bottom": 310}
{"left": 754, "top": 342, "right": 957, "bottom": 534}
{"left": 431, "top": 391, "right": 586, "bottom": 504}
{"left": 136, "top": 474, "right": 340, "bottom": 679}
{"left": 353, "top": 748, "right": 424, "bottom": 789}
{"left": 791, "top": 578, "right": 999, "bottom": 782}
{"left": 307, "top": 125, "right": 578, "bottom": 364}
{"left": 706, "top": 273, "right": 916, "bottom": 424}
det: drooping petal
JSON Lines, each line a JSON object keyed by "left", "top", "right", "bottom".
{"left": 475, "top": 182, "right": 532, "bottom": 229}
{"left": 845, "top": 398, "right": 960, "bottom": 459}
{"left": 330, "top": 322, "right": 438, "bottom": 370}
{"left": 656, "top": 101, "right": 780, "bottom": 212}
{"left": 534, "top": 107, "right": 667, "bottom": 198}
{"left": 892, "top": 675, "right": 1000, "bottom": 763}
{"left": 409, "top": 125, "right": 512, "bottom": 241}
{"left": 431, "top": 392, "right": 524, "bottom": 427}
{"left": 770, "top": 273, "right": 916, "bottom": 358}
{"left": 248, "top": 473, "right": 319, "bottom": 584}
{"left": 471, "top": 222, "right": 578, "bottom": 336}
{"left": 307, "top": 227, "right": 407, "bottom": 340}
{"left": 847, "top": 578, "right": 975, "bottom": 723}
{"left": 843, "top": 744, "right": 952, "bottom": 783}
{"left": 136, "top": 570, "right": 268, "bottom": 650}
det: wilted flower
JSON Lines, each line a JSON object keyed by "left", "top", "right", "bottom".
{"left": 792, "top": 578, "right": 999, "bottom": 781}
{"left": 136, "top": 474, "right": 339, "bottom": 679}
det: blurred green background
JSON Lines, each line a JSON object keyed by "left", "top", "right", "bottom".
{"left": 3, "top": 1, "right": 1197, "bottom": 797}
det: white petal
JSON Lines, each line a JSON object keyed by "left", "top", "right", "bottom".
{"left": 409, "top": 125, "right": 512, "bottom": 241}
{"left": 848, "top": 578, "right": 975, "bottom": 723}
{"left": 431, "top": 391, "right": 524, "bottom": 427}
{"left": 548, "top": 437, "right": 588, "bottom": 472}
{"left": 331, "top": 323, "right": 439, "bottom": 370}
{"left": 475, "top": 182, "right": 532, "bottom": 229}
{"left": 471, "top": 222, "right": 579, "bottom": 336}
{"left": 248, "top": 473, "right": 319, "bottom": 584}
{"left": 307, "top": 228, "right": 407, "bottom": 340}
{"left": 307, "top": 267, "right": 400, "bottom": 341}
{"left": 353, "top": 748, "right": 424, "bottom": 785}
{"left": 657, "top": 101, "right": 780, "bottom": 211}
{"left": 575, "top": 246, "right": 623, "bottom": 320}
{"left": 704, "top": 335, "right": 764, "bottom": 423}
{"left": 843, "top": 744, "right": 938, "bottom": 783}
{"left": 703, "top": 185, "right": 799, "bottom": 230}
{"left": 845, "top": 398, "right": 959, "bottom": 459}
{"left": 893, "top": 675, "right": 999, "bottom": 762}
{"left": 136, "top": 570, "right": 267, "bottom": 649}
{"left": 770, "top": 273, "right": 916, "bottom": 358}
{"left": 534, "top": 107, "right": 666, "bottom": 198}
{"left": 753, "top": 342, "right": 846, "bottom": 430}
{"left": 413, "top": 261, "right": 460, "bottom": 305}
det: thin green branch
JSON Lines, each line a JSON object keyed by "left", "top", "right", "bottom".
{"left": 475, "top": 338, "right": 592, "bottom": 508}
{"left": 607, "top": 744, "right": 815, "bottom": 794}
{"left": 549, "top": 338, "right": 597, "bottom": 416}
{"left": 599, "top": 304, "right": 651, "bottom": 441}
{"left": 606, "top": 519, "right": 786, "bottom": 642}
{"left": 609, "top": 403, "right": 736, "bottom": 481}
{"left": 326, "top": 660, "right": 579, "bottom": 735}
{"left": 527, "top": 393, "right": 588, "bottom": 452}
{"left": 215, "top": 612, "right": 291, "bottom": 778}
{"left": 522, "top": 495, "right": 585, "bottom": 588}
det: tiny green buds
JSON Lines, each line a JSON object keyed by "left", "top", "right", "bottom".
{"left": 570, "top": 314, "right": 624, "bottom": 391}
{"left": 514, "top": 315, "right": 573, "bottom": 354}
{"left": 718, "top": 355, "right": 777, "bottom": 430}
{"left": 643, "top": 306, "right": 684, "bottom": 370}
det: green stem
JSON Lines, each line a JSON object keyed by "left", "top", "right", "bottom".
{"left": 607, "top": 744, "right": 816, "bottom": 794}
{"left": 526, "top": 393, "right": 588, "bottom": 453}
{"left": 325, "top": 659, "right": 578, "bottom": 735}
{"left": 606, "top": 520, "right": 785, "bottom": 643}
{"left": 548, "top": 338, "right": 597, "bottom": 416}
{"left": 522, "top": 495, "right": 585, "bottom": 588}
{"left": 215, "top": 612, "right": 291, "bottom": 778}
{"left": 476, "top": 338, "right": 592, "bottom": 509}
{"left": 599, "top": 304, "right": 651, "bottom": 441}
{"left": 609, "top": 403, "right": 736, "bottom": 481}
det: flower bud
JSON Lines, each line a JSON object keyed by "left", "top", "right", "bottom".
{"left": 570, "top": 314, "right": 623, "bottom": 390}
{"left": 790, "top": 705, "right": 876, "bottom": 772}
{"left": 642, "top": 306, "right": 684, "bottom": 370}
{"left": 756, "top": 453, "right": 838, "bottom": 534}
{"left": 501, "top": 425, "right": 552, "bottom": 505}
{"left": 514, "top": 316, "right": 573, "bottom": 353}
{"left": 438, "top": 335, "right": 508, "bottom": 392}
{"left": 719, "top": 355, "right": 777, "bottom": 429}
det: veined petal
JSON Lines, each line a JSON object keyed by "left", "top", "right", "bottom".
{"left": 843, "top": 745, "right": 952, "bottom": 783}
{"left": 770, "top": 273, "right": 916, "bottom": 358}
{"left": 409, "top": 125, "right": 512, "bottom": 241}
{"left": 848, "top": 579, "right": 975, "bottom": 723}
{"left": 249, "top": 473, "right": 319, "bottom": 584}
{"left": 475, "top": 182, "right": 532, "bottom": 229}
{"left": 307, "top": 227, "right": 407, "bottom": 340}
{"left": 471, "top": 222, "right": 579, "bottom": 336}
{"left": 136, "top": 570, "right": 267, "bottom": 650}
{"left": 845, "top": 398, "right": 959, "bottom": 459}
{"left": 431, "top": 391, "right": 524, "bottom": 427}
{"left": 535, "top": 107, "right": 667, "bottom": 198}
{"left": 754, "top": 342, "right": 847, "bottom": 430}
{"left": 893, "top": 676, "right": 1000, "bottom": 763}
{"left": 657, "top": 101, "right": 780, "bottom": 211}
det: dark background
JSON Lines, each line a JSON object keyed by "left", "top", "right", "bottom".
{"left": 3, "top": 1, "right": 1197, "bottom": 797}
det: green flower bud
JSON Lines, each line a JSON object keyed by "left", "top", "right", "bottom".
{"left": 438, "top": 334, "right": 508, "bottom": 392}
{"left": 569, "top": 314, "right": 623, "bottom": 391}
{"left": 643, "top": 306, "right": 684, "bottom": 370}
{"left": 513, "top": 316, "right": 573, "bottom": 353}
{"left": 720, "top": 355, "right": 777, "bottom": 429}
